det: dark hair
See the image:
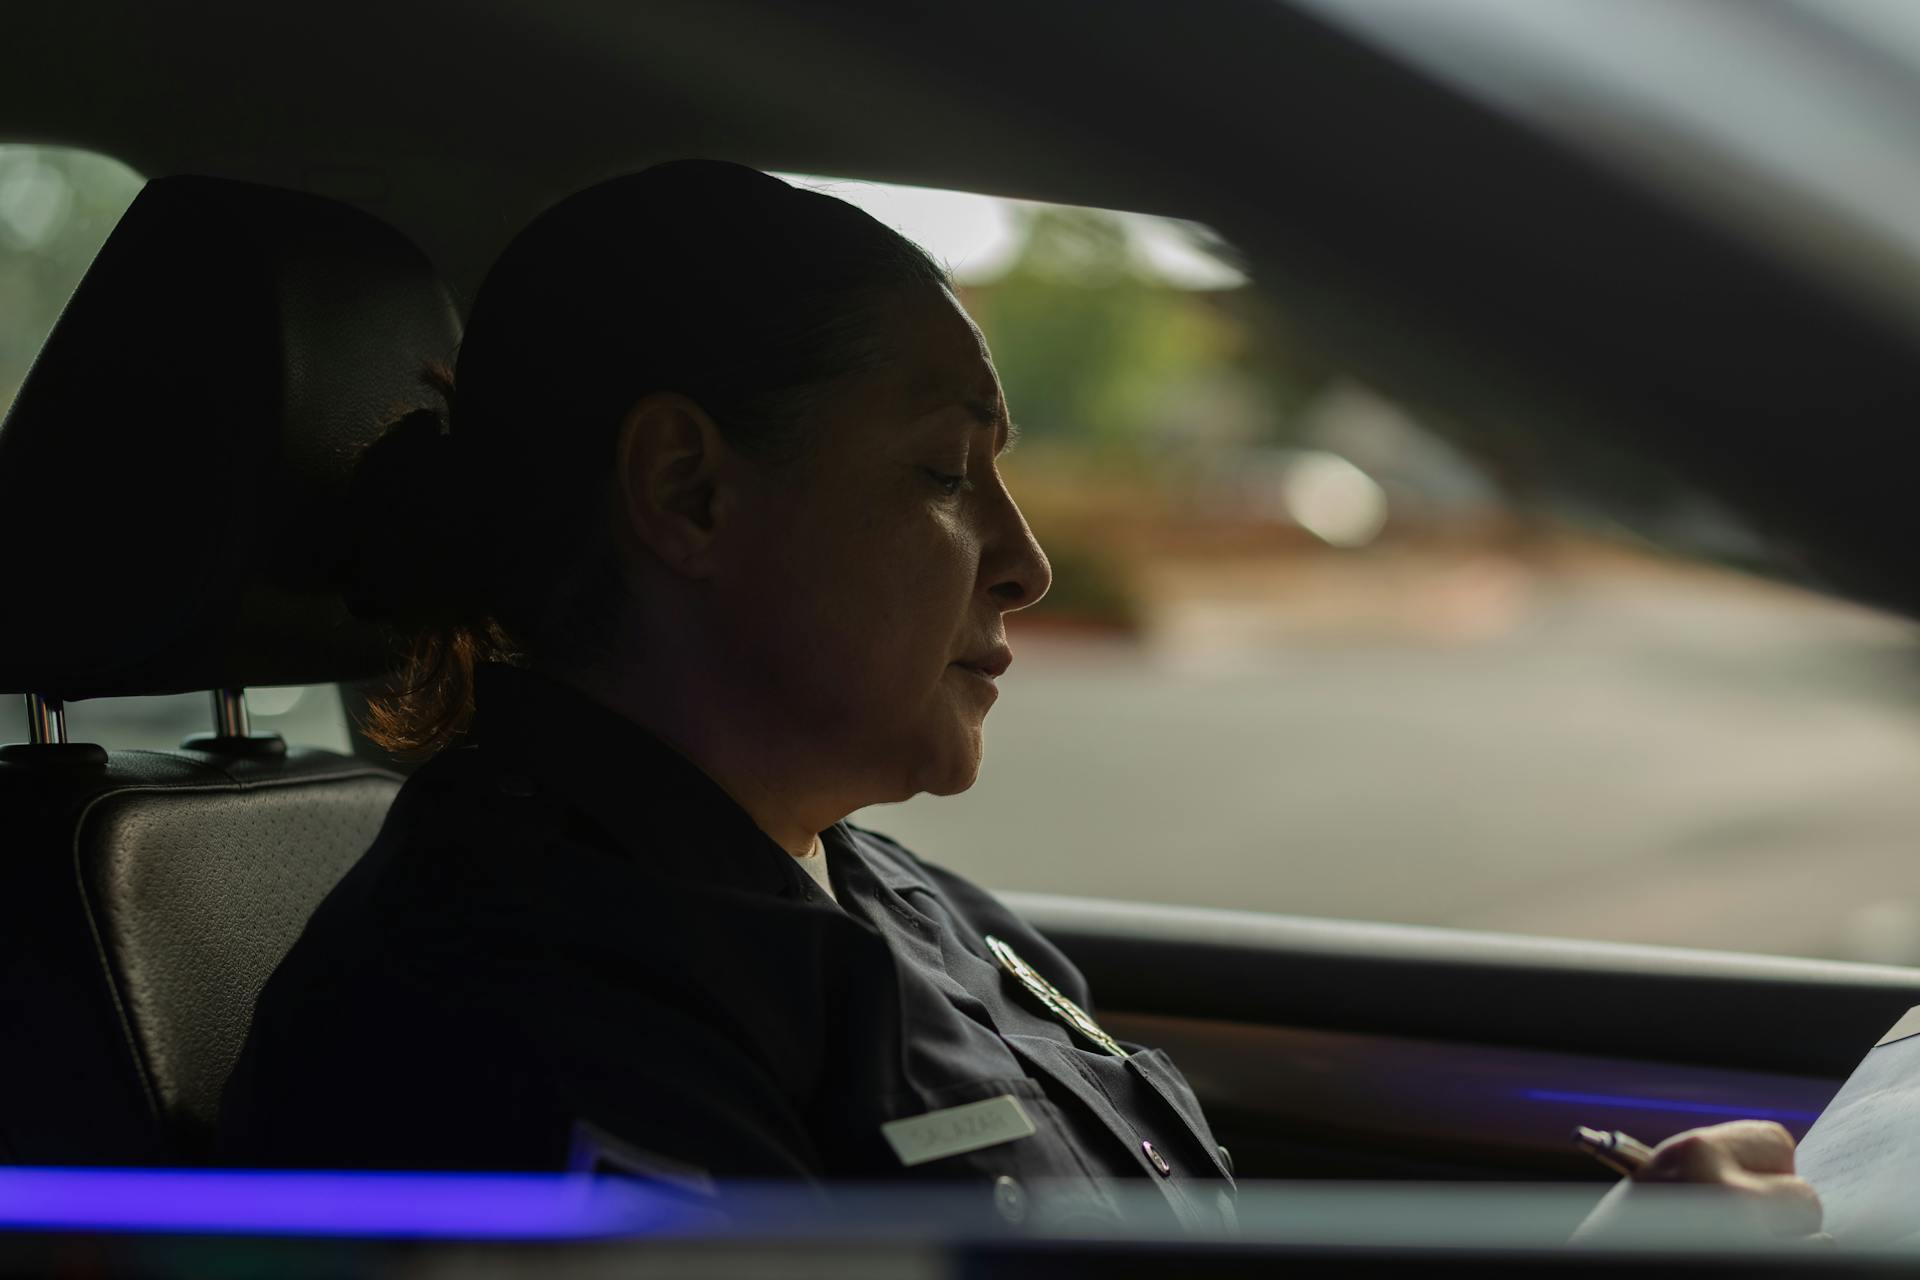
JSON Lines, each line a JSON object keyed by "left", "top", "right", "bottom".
{"left": 346, "top": 160, "right": 950, "bottom": 754}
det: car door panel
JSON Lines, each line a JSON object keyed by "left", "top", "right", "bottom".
{"left": 1008, "top": 893, "right": 1920, "bottom": 1180}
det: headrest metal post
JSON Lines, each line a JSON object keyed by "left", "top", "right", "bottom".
{"left": 24, "top": 693, "right": 68, "bottom": 745}
{"left": 211, "top": 688, "right": 251, "bottom": 739}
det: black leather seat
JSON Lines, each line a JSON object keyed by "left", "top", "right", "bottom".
{"left": 0, "top": 175, "right": 459, "bottom": 1163}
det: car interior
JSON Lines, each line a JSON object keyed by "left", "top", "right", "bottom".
{"left": 0, "top": 173, "right": 453, "bottom": 1164}
{"left": 7, "top": 0, "right": 1920, "bottom": 1272}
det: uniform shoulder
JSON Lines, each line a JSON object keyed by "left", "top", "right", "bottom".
{"left": 839, "top": 821, "right": 1022, "bottom": 923}
{"left": 838, "top": 821, "right": 1096, "bottom": 1006}
{"left": 839, "top": 820, "right": 960, "bottom": 890}
{"left": 263, "top": 746, "right": 612, "bottom": 1004}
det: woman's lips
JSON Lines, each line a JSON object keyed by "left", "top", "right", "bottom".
{"left": 949, "top": 662, "right": 1003, "bottom": 697}
{"left": 954, "top": 647, "right": 1014, "bottom": 678}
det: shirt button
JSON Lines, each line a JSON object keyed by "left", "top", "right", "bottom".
{"left": 992, "top": 1174, "right": 1028, "bottom": 1224}
{"left": 1217, "top": 1144, "right": 1235, "bottom": 1177}
{"left": 1142, "top": 1139, "right": 1172, "bottom": 1178}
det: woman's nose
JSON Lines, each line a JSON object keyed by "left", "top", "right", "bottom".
{"left": 985, "top": 496, "right": 1052, "bottom": 613}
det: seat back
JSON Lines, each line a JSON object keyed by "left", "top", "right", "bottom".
{"left": 0, "top": 174, "right": 458, "bottom": 1162}
{"left": 1, "top": 752, "right": 399, "bottom": 1160}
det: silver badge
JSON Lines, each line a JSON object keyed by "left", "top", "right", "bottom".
{"left": 986, "top": 934, "right": 1128, "bottom": 1058}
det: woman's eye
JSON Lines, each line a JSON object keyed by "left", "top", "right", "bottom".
{"left": 922, "top": 468, "right": 970, "bottom": 496}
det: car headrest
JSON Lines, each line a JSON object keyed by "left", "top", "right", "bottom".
{"left": 0, "top": 174, "right": 460, "bottom": 702}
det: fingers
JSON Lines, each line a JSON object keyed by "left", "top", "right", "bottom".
{"left": 1569, "top": 1168, "right": 1826, "bottom": 1246}
{"left": 1633, "top": 1122, "right": 1823, "bottom": 1238}
{"left": 1708, "top": 1120, "right": 1800, "bottom": 1175}
{"left": 1635, "top": 1165, "right": 1824, "bottom": 1238}
{"left": 1642, "top": 1120, "right": 1799, "bottom": 1180}
{"left": 1741, "top": 1172, "right": 1825, "bottom": 1239}
{"left": 1609, "top": 1121, "right": 1825, "bottom": 1242}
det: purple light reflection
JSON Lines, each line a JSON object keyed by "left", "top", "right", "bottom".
{"left": 0, "top": 1167, "right": 702, "bottom": 1239}
{"left": 1520, "top": 1090, "right": 1821, "bottom": 1123}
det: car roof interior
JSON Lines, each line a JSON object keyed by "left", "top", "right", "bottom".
{"left": 10, "top": 0, "right": 1920, "bottom": 625}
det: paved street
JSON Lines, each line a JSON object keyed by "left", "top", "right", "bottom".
{"left": 858, "top": 555, "right": 1920, "bottom": 964}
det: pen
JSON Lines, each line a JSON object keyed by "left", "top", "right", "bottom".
{"left": 1574, "top": 1125, "right": 1657, "bottom": 1177}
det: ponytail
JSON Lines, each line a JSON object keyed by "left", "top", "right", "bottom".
{"left": 345, "top": 368, "right": 512, "bottom": 755}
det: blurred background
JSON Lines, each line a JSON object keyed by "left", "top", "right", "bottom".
{"left": 8, "top": 80, "right": 1920, "bottom": 966}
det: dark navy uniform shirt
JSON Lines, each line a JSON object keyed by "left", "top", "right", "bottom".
{"left": 220, "top": 664, "right": 1236, "bottom": 1229}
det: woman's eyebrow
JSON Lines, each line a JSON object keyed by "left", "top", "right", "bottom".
{"left": 960, "top": 397, "right": 1021, "bottom": 455}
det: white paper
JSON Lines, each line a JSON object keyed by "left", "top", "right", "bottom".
{"left": 1796, "top": 1009, "right": 1920, "bottom": 1245}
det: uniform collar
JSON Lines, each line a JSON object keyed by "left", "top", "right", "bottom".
{"left": 470, "top": 662, "right": 812, "bottom": 901}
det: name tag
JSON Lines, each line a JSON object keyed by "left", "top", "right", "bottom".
{"left": 881, "top": 1094, "right": 1037, "bottom": 1167}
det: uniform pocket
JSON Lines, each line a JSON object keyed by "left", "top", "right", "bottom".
{"left": 881, "top": 1077, "right": 1064, "bottom": 1175}
{"left": 879, "top": 1076, "right": 1123, "bottom": 1225}
{"left": 1125, "top": 1047, "right": 1235, "bottom": 1184}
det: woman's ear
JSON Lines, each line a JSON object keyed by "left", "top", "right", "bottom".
{"left": 614, "top": 392, "right": 728, "bottom": 578}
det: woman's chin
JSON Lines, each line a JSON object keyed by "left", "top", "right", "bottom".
{"left": 912, "top": 725, "right": 986, "bottom": 797}
{"left": 921, "top": 769, "right": 980, "bottom": 798}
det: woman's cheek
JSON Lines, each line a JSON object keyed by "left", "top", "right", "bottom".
{"left": 907, "top": 529, "right": 978, "bottom": 629}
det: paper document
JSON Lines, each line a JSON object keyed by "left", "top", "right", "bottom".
{"left": 1795, "top": 1005, "right": 1920, "bottom": 1245}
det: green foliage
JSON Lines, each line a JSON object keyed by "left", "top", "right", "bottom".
{"left": 974, "top": 207, "right": 1221, "bottom": 446}
{"left": 970, "top": 205, "right": 1337, "bottom": 452}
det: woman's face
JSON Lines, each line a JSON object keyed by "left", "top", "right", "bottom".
{"left": 713, "top": 286, "right": 1051, "bottom": 811}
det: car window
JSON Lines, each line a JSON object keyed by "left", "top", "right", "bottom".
{"left": 12, "top": 152, "right": 1917, "bottom": 966}
{"left": 1, "top": 145, "right": 350, "bottom": 755}
{"left": 802, "top": 173, "right": 1920, "bottom": 969}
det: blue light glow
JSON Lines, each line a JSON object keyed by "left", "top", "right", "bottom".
{"left": 0, "top": 1167, "right": 706, "bottom": 1239}
{"left": 1521, "top": 1090, "right": 1821, "bottom": 1123}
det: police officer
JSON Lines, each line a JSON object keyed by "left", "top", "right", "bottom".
{"left": 221, "top": 159, "right": 1232, "bottom": 1229}
{"left": 221, "top": 160, "right": 1818, "bottom": 1242}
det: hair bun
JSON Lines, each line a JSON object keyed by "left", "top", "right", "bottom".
{"left": 342, "top": 405, "right": 484, "bottom": 626}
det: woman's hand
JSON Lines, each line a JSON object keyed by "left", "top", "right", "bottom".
{"left": 1570, "top": 1120, "right": 1827, "bottom": 1244}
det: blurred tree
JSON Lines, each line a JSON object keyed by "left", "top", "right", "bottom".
{"left": 968, "top": 205, "right": 1339, "bottom": 453}
{"left": 972, "top": 206, "right": 1231, "bottom": 447}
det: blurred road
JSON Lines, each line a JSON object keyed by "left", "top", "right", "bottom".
{"left": 859, "top": 555, "right": 1920, "bottom": 965}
